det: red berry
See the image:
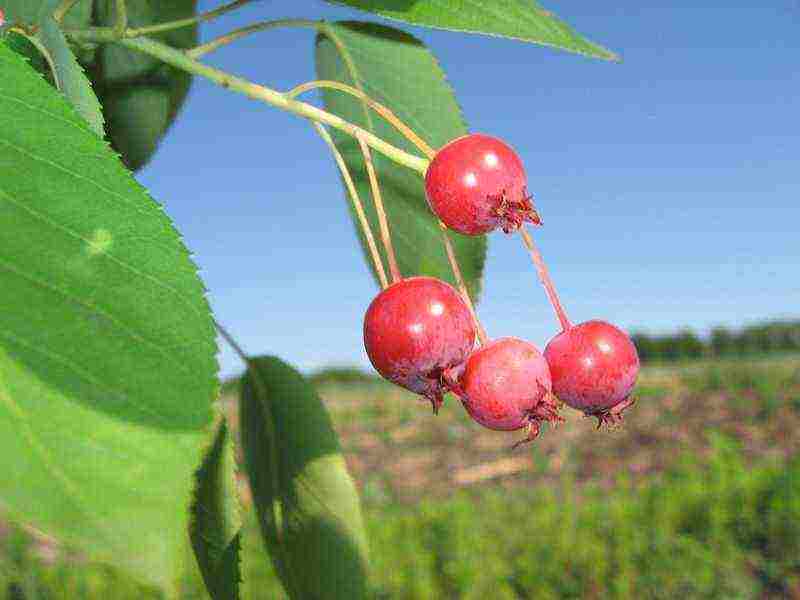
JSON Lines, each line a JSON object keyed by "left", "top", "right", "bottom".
{"left": 363, "top": 277, "right": 476, "bottom": 413}
{"left": 544, "top": 320, "right": 640, "bottom": 427}
{"left": 450, "top": 337, "right": 562, "bottom": 447}
{"left": 425, "top": 133, "right": 541, "bottom": 235}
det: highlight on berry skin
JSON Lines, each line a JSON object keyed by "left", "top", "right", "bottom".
{"left": 544, "top": 320, "right": 640, "bottom": 428}
{"left": 424, "top": 133, "right": 542, "bottom": 236}
{"left": 363, "top": 276, "right": 477, "bottom": 414}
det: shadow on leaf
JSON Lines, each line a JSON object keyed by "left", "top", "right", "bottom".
{"left": 240, "top": 356, "right": 369, "bottom": 599}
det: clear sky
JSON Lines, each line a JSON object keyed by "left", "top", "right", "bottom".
{"left": 137, "top": 1, "right": 800, "bottom": 378}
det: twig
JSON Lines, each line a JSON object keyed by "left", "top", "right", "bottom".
{"left": 214, "top": 319, "right": 250, "bottom": 364}
{"left": 139, "top": 0, "right": 251, "bottom": 36}
{"left": 186, "top": 17, "right": 317, "bottom": 58}
{"left": 52, "top": 0, "right": 81, "bottom": 23}
{"left": 58, "top": 0, "right": 251, "bottom": 32}
{"left": 62, "top": 33, "right": 431, "bottom": 175}
{"left": 113, "top": 0, "right": 127, "bottom": 38}
{"left": 213, "top": 319, "right": 293, "bottom": 572}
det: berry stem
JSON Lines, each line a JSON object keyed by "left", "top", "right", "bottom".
{"left": 519, "top": 226, "right": 572, "bottom": 332}
{"left": 357, "top": 135, "right": 402, "bottom": 284}
{"left": 287, "top": 80, "right": 437, "bottom": 159}
{"left": 439, "top": 223, "right": 488, "bottom": 345}
{"left": 289, "top": 81, "right": 487, "bottom": 344}
{"left": 313, "top": 123, "right": 389, "bottom": 289}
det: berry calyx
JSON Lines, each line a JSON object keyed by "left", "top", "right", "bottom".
{"left": 425, "top": 133, "right": 541, "bottom": 235}
{"left": 363, "top": 276, "right": 476, "bottom": 413}
{"left": 449, "top": 337, "right": 562, "bottom": 448}
{"left": 544, "top": 320, "right": 640, "bottom": 427}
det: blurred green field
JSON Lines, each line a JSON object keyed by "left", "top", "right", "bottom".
{"left": 2, "top": 357, "right": 799, "bottom": 599}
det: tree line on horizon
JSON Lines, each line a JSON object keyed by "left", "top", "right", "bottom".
{"left": 221, "top": 320, "right": 800, "bottom": 391}
{"left": 631, "top": 320, "right": 800, "bottom": 363}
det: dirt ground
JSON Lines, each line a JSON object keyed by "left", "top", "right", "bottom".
{"left": 222, "top": 357, "right": 800, "bottom": 507}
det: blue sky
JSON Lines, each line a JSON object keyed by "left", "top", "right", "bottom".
{"left": 137, "top": 1, "right": 800, "bottom": 378}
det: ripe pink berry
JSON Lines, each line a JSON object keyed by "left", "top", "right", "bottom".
{"left": 425, "top": 133, "right": 541, "bottom": 235}
{"left": 363, "top": 276, "right": 476, "bottom": 413}
{"left": 450, "top": 337, "right": 562, "bottom": 447}
{"left": 544, "top": 320, "right": 640, "bottom": 427}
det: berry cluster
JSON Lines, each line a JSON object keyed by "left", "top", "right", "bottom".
{"left": 364, "top": 133, "right": 640, "bottom": 447}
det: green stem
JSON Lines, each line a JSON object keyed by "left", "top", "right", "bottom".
{"left": 65, "top": 31, "right": 430, "bottom": 174}
{"left": 52, "top": 0, "right": 81, "bottom": 23}
{"left": 187, "top": 18, "right": 318, "bottom": 58}
{"left": 71, "top": 0, "right": 254, "bottom": 38}
{"left": 214, "top": 320, "right": 303, "bottom": 598}
{"left": 113, "top": 0, "right": 127, "bottom": 38}
{"left": 132, "top": 0, "right": 252, "bottom": 36}
{"left": 214, "top": 322, "right": 285, "bottom": 538}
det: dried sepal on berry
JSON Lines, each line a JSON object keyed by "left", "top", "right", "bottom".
{"left": 425, "top": 134, "right": 542, "bottom": 236}
{"left": 544, "top": 320, "right": 640, "bottom": 428}
{"left": 450, "top": 337, "right": 563, "bottom": 448}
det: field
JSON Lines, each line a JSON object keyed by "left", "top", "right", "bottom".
{"left": 2, "top": 357, "right": 799, "bottom": 599}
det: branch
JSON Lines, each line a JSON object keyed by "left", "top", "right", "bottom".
{"left": 65, "top": 31, "right": 431, "bottom": 175}
{"left": 66, "top": 0, "right": 255, "bottom": 38}
{"left": 113, "top": 0, "right": 127, "bottom": 38}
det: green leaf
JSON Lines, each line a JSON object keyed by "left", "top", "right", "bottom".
{"left": 0, "top": 1, "right": 93, "bottom": 59}
{"left": 0, "top": 41, "right": 217, "bottom": 593}
{"left": 325, "top": 0, "right": 617, "bottom": 61}
{"left": 0, "top": 0, "right": 91, "bottom": 29}
{"left": 0, "top": 0, "right": 53, "bottom": 28}
{"left": 101, "top": 84, "right": 172, "bottom": 171}
{"left": 0, "top": 1, "right": 103, "bottom": 135}
{"left": 37, "top": 16, "right": 105, "bottom": 137}
{"left": 4, "top": 30, "right": 51, "bottom": 80}
{"left": 90, "top": 0, "right": 197, "bottom": 170}
{"left": 189, "top": 414, "right": 242, "bottom": 600}
{"left": 316, "top": 21, "right": 486, "bottom": 299}
{"left": 240, "top": 356, "right": 369, "bottom": 600}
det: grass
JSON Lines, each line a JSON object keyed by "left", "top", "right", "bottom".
{"left": 2, "top": 357, "right": 799, "bottom": 599}
{"left": 365, "top": 437, "right": 799, "bottom": 599}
